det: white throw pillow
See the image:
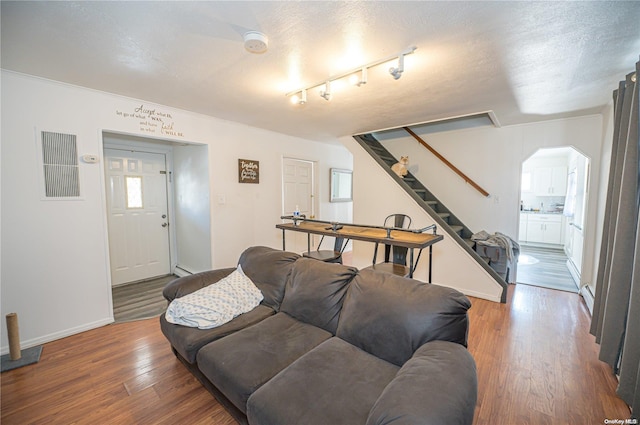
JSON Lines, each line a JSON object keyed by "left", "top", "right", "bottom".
{"left": 165, "top": 265, "right": 264, "bottom": 329}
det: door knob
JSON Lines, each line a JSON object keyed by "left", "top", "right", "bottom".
{"left": 162, "top": 223, "right": 168, "bottom": 228}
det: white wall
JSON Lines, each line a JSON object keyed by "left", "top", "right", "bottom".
{"left": 368, "top": 115, "right": 606, "bottom": 295}
{"left": 0, "top": 71, "right": 352, "bottom": 352}
{"left": 173, "top": 144, "right": 212, "bottom": 274}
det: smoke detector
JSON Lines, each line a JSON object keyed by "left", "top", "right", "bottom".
{"left": 243, "top": 31, "right": 268, "bottom": 54}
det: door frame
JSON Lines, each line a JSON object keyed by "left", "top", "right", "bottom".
{"left": 102, "top": 136, "right": 178, "bottom": 286}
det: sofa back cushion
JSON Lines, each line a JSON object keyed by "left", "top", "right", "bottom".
{"left": 336, "top": 269, "right": 471, "bottom": 366}
{"left": 279, "top": 258, "right": 358, "bottom": 334}
{"left": 238, "top": 246, "right": 300, "bottom": 311}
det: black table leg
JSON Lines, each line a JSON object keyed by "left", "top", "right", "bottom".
{"left": 428, "top": 245, "right": 433, "bottom": 283}
{"left": 409, "top": 248, "right": 415, "bottom": 278}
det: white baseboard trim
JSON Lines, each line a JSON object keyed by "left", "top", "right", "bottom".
{"left": 173, "top": 266, "right": 194, "bottom": 277}
{"left": 457, "top": 287, "right": 502, "bottom": 303}
{"left": 0, "top": 317, "right": 114, "bottom": 356}
{"left": 566, "top": 259, "right": 581, "bottom": 286}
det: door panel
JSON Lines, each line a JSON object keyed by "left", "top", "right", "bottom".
{"left": 282, "top": 158, "right": 315, "bottom": 253}
{"left": 105, "top": 149, "right": 171, "bottom": 285}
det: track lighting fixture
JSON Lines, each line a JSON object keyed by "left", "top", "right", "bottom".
{"left": 349, "top": 68, "right": 368, "bottom": 86}
{"left": 290, "top": 89, "right": 307, "bottom": 105}
{"left": 320, "top": 81, "right": 332, "bottom": 101}
{"left": 389, "top": 54, "right": 405, "bottom": 80}
{"left": 286, "top": 46, "right": 416, "bottom": 105}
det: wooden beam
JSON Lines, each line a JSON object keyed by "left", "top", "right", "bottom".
{"left": 403, "top": 127, "right": 490, "bottom": 198}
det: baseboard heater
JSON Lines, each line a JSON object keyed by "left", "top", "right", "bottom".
{"left": 566, "top": 259, "right": 581, "bottom": 286}
{"left": 580, "top": 284, "right": 595, "bottom": 315}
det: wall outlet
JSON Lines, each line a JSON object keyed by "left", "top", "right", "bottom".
{"left": 217, "top": 194, "right": 226, "bottom": 205}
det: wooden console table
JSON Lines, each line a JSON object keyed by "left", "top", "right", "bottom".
{"left": 276, "top": 218, "right": 443, "bottom": 281}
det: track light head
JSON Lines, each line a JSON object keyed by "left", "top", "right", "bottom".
{"left": 350, "top": 68, "right": 368, "bottom": 86}
{"left": 290, "top": 89, "right": 307, "bottom": 105}
{"left": 389, "top": 54, "right": 405, "bottom": 80}
{"left": 389, "top": 67, "right": 403, "bottom": 80}
{"left": 319, "top": 81, "right": 332, "bottom": 101}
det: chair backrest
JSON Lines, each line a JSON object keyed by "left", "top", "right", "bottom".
{"left": 316, "top": 236, "right": 346, "bottom": 253}
{"left": 383, "top": 214, "right": 411, "bottom": 264}
{"left": 384, "top": 214, "right": 412, "bottom": 229}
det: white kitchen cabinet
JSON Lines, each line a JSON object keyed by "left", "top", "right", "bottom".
{"left": 534, "top": 166, "right": 567, "bottom": 196}
{"left": 525, "top": 214, "right": 563, "bottom": 245}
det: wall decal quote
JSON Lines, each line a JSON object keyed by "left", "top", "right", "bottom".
{"left": 115, "top": 104, "right": 184, "bottom": 137}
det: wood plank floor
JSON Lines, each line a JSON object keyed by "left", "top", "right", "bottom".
{"left": 0, "top": 318, "right": 236, "bottom": 425}
{"left": 1, "top": 285, "right": 631, "bottom": 424}
{"left": 517, "top": 245, "right": 578, "bottom": 293}
{"left": 112, "top": 275, "right": 176, "bottom": 323}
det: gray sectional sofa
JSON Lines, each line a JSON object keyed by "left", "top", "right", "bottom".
{"left": 160, "top": 246, "right": 477, "bottom": 425}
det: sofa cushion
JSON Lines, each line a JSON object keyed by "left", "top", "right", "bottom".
{"left": 366, "top": 340, "right": 477, "bottom": 425}
{"left": 279, "top": 257, "right": 358, "bottom": 334}
{"left": 159, "top": 305, "right": 274, "bottom": 364}
{"left": 238, "top": 246, "right": 300, "bottom": 311}
{"left": 336, "top": 269, "right": 471, "bottom": 366}
{"left": 196, "top": 312, "right": 332, "bottom": 413}
{"left": 247, "top": 337, "right": 399, "bottom": 425}
{"left": 162, "top": 268, "right": 235, "bottom": 302}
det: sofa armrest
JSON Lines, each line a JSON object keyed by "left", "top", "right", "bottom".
{"left": 162, "top": 268, "right": 236, "bottom": 302}
{"left": 366, "top": 340, "right": 477, "bottom": 425}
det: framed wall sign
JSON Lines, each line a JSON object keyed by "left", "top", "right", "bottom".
{"left": 330, "top": 168, "right": 353, "bottom": 202}
{"left": 239, "top": 159, "right": 259, "bottom": 183}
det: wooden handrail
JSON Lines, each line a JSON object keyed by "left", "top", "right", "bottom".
{"left": 403, "top": 127, "right": 490, "bottom": 197}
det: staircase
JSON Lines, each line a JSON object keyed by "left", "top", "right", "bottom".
{"left": 353, "top": 133, "right": 508, "bottom": 302}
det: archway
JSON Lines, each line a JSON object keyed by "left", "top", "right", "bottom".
{"left": 517, "top": 147, "right": 590, "bottom": 292}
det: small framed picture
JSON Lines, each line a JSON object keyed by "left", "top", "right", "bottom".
{"left": 239, "top": 159, "right": 259, "bottom": 183}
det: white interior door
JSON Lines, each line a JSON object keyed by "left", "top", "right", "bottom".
{"left": 282, "top": 158, "right": 315, "bottom": 253}
{"left": 105, "top": 149, "right": 171, "bottom": 285}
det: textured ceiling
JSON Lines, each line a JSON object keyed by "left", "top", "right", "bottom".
{"left": 2, "top": 1, "right": 639, "bottom": 142}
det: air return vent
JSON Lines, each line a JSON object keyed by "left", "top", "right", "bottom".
{"left": 41, "top": 131, "right": 80, "bottom": 198}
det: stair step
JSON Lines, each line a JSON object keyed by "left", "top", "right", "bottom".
{"left": 425, "top": 200, "right": 437, "bottom": 208}
{"left": 438, "top": 212, "right": 451, "bottom": 222}
{"left": 463, "top": 239, "right": 475, "bottom": 249}
{"left": 450, "top": 225, "right": 463, "bottom": 235}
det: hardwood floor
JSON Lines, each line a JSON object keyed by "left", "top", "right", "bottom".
{"left": 112, "top": 275, "right": 176, "bottom": 323}
{"left": 0, "top": 318, "right": 236, "bottom": 425}
{"left": 1, "top": 284, "right": 630, "bottom": 424}
{"left": 470, "top": 284, "right": 629, "bottom": 424}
